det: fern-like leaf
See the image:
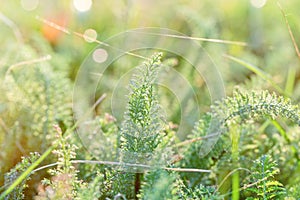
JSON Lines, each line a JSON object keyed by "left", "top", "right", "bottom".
{"left": 120, "top": 52, "right": 164, "bottom": 163}
{"left": 213, "top": 90, "right": 300, "bottom": 128}
{"left": 197, "top": 89, "right": 300, "bottom": 157}
{"left": 244, "top": 154, "right": 287, "bottom": 199}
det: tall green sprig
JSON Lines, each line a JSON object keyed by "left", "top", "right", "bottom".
{"left": 120, "top": 52, "right": 164, "bottom": 156}
{"left": 116, "top": 53, "right": 164, "bottom": 199}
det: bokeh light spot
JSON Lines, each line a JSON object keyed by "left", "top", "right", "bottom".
{"left": 73, "top": 0, "right": 92, "bottom": 12}
{"left": 250, "top": 0, "right": 267, "bottom": 8}
{"left": 93, "top": 48, "right": 108, "bottom": 63}
{"left": 83, "top": 29, "right": 97, "bottom": 43}
{"left": 21, "top": 0, "right": 39, "bottom": 11}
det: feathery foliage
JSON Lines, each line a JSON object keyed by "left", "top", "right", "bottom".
{"left": 34, "top": 125, "right": 79, "bottom": 200}
{"left": 0, "top": 43, "right": 73, "bottom": 186}
{"left": 120, "top": 52, "right": 166, "bottom": 168}
{"left": 178, "top": 89, "right": 300, "bottom": 198}
{"left": 244, "top": 154, "right": 287, "bottom": 199}
{"left": 120, "top": 52, "right": 164, "bottom": 155}
{"left": 3, "top": 152, "right": 40, "bottom": 200}
{"left": 75, "top": 171, "right": 104, "bottom": 200}
{"left": 138, "top": 170, "right": 179, "bottom": 200}
{"left": 212, "top": 89, "right": 300, "bottom": 129}
{"left": 2, "top": 1, "right": 300, "bottom": 199}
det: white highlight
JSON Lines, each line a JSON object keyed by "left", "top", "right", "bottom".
{"left": 73, "top": 0, "right": 92, "bottom": 12}
{"left": 21, "top": 0, "right": 39, "bottom": 11}
{"left": 93, "top": 48, "right": 108, "bottom": 63}
{"left": 250, "top": 0, "right": 267, "bottom": 8}
{"left": 83, "top": 29, "right": 97, "bottom": 43}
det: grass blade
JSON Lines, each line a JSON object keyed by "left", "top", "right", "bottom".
{"left": 0, "top": 147, "right": 53, "bottom": 199}
{"left": 0, "top": 94, "right": 107, "bottom": 199}
{"left": 224, "top": 54, "right": 287, "bottom": 96}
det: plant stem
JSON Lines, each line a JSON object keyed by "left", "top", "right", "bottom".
{"left": 232, "top": 171, "right": 240, "bottom": 200}
{"left": 231, "top": 125, "right": 240, "bottom": 200}
{"left": 134, "top": 173, "right": 142, "bottom": 199}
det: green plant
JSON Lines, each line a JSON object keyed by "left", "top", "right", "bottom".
{"left": 1, "top": 50, "right": 300, "bottom": 200}
{"left": 176, "top": 89, "right": 300, "bottom": 199}
{"left": 0, "top": 42, "right": 73, "bottom": 187}
{"left": 244, "top": 154, "right": 287, "bottom": 199}
{"left": 2, "top": 1, "right": 300, "bottom": 199}
{"left": 3, "top": 152, "right": 40, "bottom": 200}
{"left": 113, "top": 52, "right": 170, "bottom": 199}
{"left": 120, "top": 52, "right": 164, "bottom": 157}
{"left": 34, "top": 125, "right": 79, "bottom": 200}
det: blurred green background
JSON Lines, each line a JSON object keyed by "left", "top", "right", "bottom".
{"left": 1, "top": 0, "right": 300, "bottom": 89}
{"left": 1, "top": 0, "right": 299, "bottom": 84}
